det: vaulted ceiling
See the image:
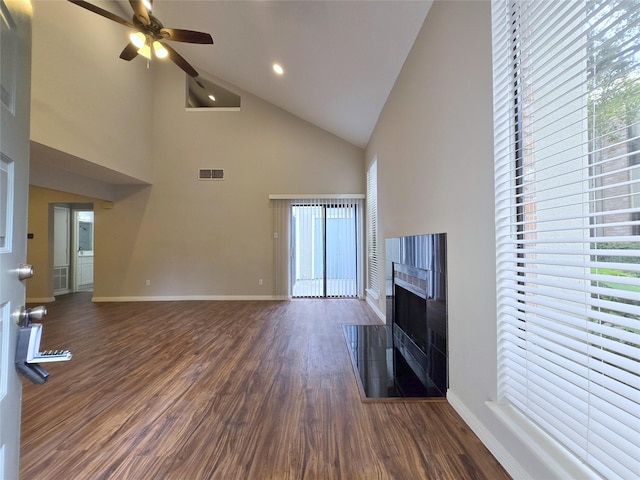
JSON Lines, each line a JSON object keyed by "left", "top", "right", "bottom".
{"left": 112, "top": 0, "right": 433, "bottom": 148}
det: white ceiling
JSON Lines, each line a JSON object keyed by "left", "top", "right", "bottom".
{"left": 115, "top": 0, "right": 432, "bottom": 148}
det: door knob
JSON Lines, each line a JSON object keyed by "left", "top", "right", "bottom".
{"left": 17, "top": 306, "right": 47, "bottom": 326}
{"left": 17, "top": 263, "right": 34, "bottom": 280}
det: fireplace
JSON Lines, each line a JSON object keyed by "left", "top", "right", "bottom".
{"left": 387, "top": 233, "right": 447, "bottom": 396}
{"left": 343, "top": 233, "right": 447, "bottom": 399}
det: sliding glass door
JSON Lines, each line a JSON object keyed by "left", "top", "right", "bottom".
{"left": 292, "top": 202, "right": 358, "bottom": 298}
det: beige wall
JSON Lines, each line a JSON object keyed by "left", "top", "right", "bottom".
{"left": 94, "top": 64, "right": 364, "bottom": 299}
{"left": 29, "top": 3, "right": 364, "bottom": 300}
{"left": 366, "top": 2, "right": 555, "bottom": 478}
{"left": 26, "top": 186, "right": 105, "bottom": 302}
{"left": 30, "top": 0, "right": 153, "bottom": 183}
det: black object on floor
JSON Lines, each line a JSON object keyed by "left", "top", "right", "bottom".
{"left": 343, "top": 324, "right": 443, "bottom": 399}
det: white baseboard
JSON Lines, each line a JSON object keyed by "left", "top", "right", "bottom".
{"left": 447, "top": 390, "right": 534, "bottom": 480}
{"left": 26, "top": 297, "right": 55, "bottom": 304}
{"left": 365, "top": 295, "right": 385, "bottom": 323}
{"left": 447, "top": 391, "right": 598, "bottom": 480}
{"left": 484, "top": 400, "right": 599, "bottom": 480}
{"left": 91, "top": 295, "right": 290, "bottom": 302}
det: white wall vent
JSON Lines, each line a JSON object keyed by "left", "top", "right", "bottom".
{"left": 198, "top": 168, "right": 224, "bottom": 181}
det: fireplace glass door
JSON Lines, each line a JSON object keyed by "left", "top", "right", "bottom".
{"left": 291, "top": 202, "right": 358, "bottom": 298}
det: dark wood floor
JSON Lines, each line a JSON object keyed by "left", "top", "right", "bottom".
{"left": 20, "top": 294, "right": 510, "bottom": 479}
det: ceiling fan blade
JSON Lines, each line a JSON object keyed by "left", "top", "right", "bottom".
{"left": 163, "top": 43, "right": 199, "bottom": 77}
{"left": 67, "top": 0, "right": 135, "bottom": 28}
{"left": 160, "top": 28, "right": 213, "bottom": 44}
{"left": 129, "top": 0, "right": 150, "bottom": 26}
{"left": 119, "top": 43, "right": 139, "bottom": 61}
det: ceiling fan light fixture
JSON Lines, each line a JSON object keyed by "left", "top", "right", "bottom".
{"left": 153, "top": 41, "right": 168, "bottom": 59}
{"left": 273, "top": 63, "right": 284, "bottom": 75}
{"left": 130, "top": 31, "right": 146, "bottom": 49}
{"left": 137, "top": 44, "right": 152, "bottom": 60}
{"left": 67, "top": 0, "right": 211, "bottom": 77}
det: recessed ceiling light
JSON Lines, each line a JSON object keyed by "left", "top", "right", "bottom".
{"left": 273, "top": 63, "right": 284, "bottom": 75}
{"left": 208, "top": 94, "right": 216, "bottom": 102}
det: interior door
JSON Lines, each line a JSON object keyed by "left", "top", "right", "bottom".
{"left": 53, "top": 206, "right": 70, "bottom": 295}
{"left": 0, "top": 1, "right": 32, "bottom": 478}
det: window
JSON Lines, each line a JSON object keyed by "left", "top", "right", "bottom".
{"left": 492, "top": 1, "right": 640, "bottom": 478}
{"left": 270, "top": 194, "right": 364, "bottom": 299}
{"left": 291, "top": 201, "right": 359, "bottom": 298}
{"left": 366, "top": 159, "right": 379, "bottom": 299}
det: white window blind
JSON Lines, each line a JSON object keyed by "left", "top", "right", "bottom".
{"left": 366, "top": 160, "right": 379, "bottom": 298}
{"left": 291, "top": 198, "right": 360, "bottom": 298}
{"left": 270, "top": 194, "right": 364, "bottom": 299}
{"left": 492, "top": 1, "right": 640, "bottom": 479}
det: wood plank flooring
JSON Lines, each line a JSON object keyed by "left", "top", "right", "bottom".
{"left": 20, "top": 294, "right": 510, "bottom": 479}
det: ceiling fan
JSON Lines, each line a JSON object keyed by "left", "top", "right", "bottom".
{"left": 67, "top": 0, "right": 213, "bottom": 77}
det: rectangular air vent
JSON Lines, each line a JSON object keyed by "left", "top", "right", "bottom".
{"left": 198, "top": 168, "right": 224, "bottom": 181}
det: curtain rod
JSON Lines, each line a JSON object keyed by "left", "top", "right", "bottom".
{"left": 269, "top": 194, "right": 365, "bottom": 200}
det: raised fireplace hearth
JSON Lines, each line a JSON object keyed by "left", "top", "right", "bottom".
{"left": 344, "top": 233, "right": 447, "bottom": 399}
{"left": 387, "top": 233, "right": 448, "bottom": 397}
{"left": 343, "top": 324, "right": 443, "bottom": 399}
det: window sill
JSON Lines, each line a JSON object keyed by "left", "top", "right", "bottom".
{"left": 485, "top": 401, "right": 600, "bottom": 480}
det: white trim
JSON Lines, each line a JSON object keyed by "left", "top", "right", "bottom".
{"left": 365, "top": 288, "right": 379, "bottom": 301}
{"left": 365, "top": 294, "right": 385, "bottom": 323}
{"left": 485, "top": 401, "right": 600, "bottom": 480}
{"left": 447, "top": 390, "right": 534, "bottom": 480}
{"left": 26, "top": 297, "right": 55, "bottom": 304}
{"left": 447, "top": 390, "right": 600, "bottom": 480}
{"left": 91, "top": 295, "right": 291, "bottom": 302}
{"left": 269, "top": 194, "right": 365, "bottom": 200}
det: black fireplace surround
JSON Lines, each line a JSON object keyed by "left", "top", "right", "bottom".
{"left": 344, "top": 233, "right": 447, "bottom": 399}
{"left": 387, "top": 233, "right": 448, "bottom": 397}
